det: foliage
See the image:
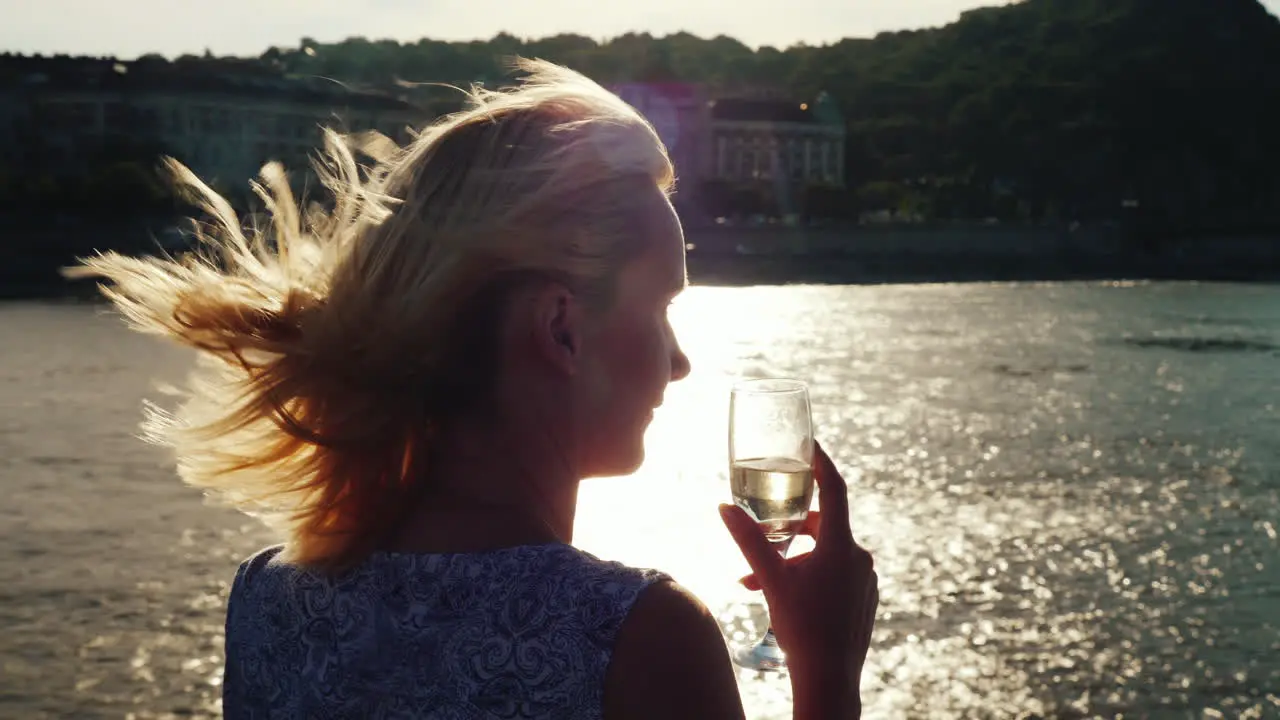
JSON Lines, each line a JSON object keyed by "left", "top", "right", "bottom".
{"left": 248, "top": 0, "right": 1280, "bottom": 228}
{"left": 5, "top": 0, "right": 1279, "bottom": 230}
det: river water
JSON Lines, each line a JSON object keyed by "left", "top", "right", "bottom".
{"left": 2, "top": 282, "right": 1278, "bottom": 719}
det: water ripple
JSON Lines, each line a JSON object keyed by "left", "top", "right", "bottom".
{"left": 2, "top": 283, "right": 1278, "bottom": 719}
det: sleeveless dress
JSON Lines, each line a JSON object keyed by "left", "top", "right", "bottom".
{"left": 222, "top": 544, "right": 668, "bottom": 720}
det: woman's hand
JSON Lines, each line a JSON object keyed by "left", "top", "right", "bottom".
{"left": 720, "top": 441, "right": 878, "bottom": 703}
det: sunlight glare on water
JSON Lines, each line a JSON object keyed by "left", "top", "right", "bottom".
{"left": 3, "top": 281, "right": 1278, "bottom": 719}
{"left": 576, "top": 283, "right": 1280, "bottom": 719}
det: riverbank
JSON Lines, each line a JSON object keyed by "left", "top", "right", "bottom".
{"left": 686, "top": 250, "right": 1280, "bottom": 286}
{"left": 4, "top": 223, "right": 1279, "bottom": 299}
{"left": 5, "top": 285, "right": 1278, "bottom": 719}
{"left": 684, "top": 224, "right": 1280, "bottom": 284}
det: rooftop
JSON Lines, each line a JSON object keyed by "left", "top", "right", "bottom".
{"left": 0, "top": 55, "right": 418, "bottom": 113}
{"left": 709, "top": 97, "right": 818, "bottom": 124}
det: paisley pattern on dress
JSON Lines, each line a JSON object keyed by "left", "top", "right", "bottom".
{"left": 222, "top": 543, "right": 668, "bottom": 719}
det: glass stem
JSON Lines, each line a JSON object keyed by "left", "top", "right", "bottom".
{"left": 759, "top": 627, "right": 781, "bottom": 648}
{"left": 770, "top": 536, "right": 796, "bottom": 558}
{"left": 760, "top": 535, "right": 794, "bottom": 637}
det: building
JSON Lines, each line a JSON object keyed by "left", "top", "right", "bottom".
{"left": 609, "top": 82, "right": 712, "bottom": 206}
{"left": 609, "top": 82, "right": 846, "bottom": 220}
{"left": 0, "top": 56, "right": 424, "bottom": 188}
{"left": 0, "top": 57, "right": 850, "bottom": 221}
{"left": 708, "top": 94, "right": 845, "bottom": 189}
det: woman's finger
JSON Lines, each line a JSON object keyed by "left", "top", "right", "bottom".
{"left": 813, "top": 441, "right": 854, "bottom": 545}
{"left": 719, "top": 504, "right": 784, "bottom": 590}
{"left": 798, "top": 510, "right": 822, "bottom": 540}
{"left": 738, "top": 550, "right": 816, "bottom": 591}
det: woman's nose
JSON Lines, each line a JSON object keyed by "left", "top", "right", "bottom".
{"left": 669, "top": 345, "right": 691, "bottom": 382}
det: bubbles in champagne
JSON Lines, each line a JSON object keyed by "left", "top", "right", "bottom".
{"left": 730, "top": 456, "right": 814, "bottom": 543}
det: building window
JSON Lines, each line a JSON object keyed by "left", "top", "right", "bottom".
{"left": 103, "top": 102, "right": 129, "bottom": 134}
{"left": 190, "top": 105, "right": 214, "bottom": 134}
{"left": 40, "top": 101, "right": 93, "bottom": 132}
{"left": 135, "top": 106, "right": 160, "bottom": 133}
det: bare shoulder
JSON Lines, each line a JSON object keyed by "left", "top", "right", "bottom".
{"left": 603, "top": 579, "right": 745, "bottom": 720}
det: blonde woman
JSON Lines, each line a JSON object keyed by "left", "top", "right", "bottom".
{"left": 71, "top": 60, "right": 877, "bottom": 719}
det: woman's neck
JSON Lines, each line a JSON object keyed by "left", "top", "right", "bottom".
{"left": 389, "top": 484, "right": 578, "bottom": 554}
{"left": 386, "top": 420, "right": 580, "bottom": 554}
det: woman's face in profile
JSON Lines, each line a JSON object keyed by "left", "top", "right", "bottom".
{"left": 575, "top": 190, "right": 691, "bottom": 478}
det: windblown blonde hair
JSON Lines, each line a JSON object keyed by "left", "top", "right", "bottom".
{"left": 68, "top": 59, "right": 674, "bottom": 572}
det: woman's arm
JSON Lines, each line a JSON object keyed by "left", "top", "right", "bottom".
{"left": 607, "top": 441, "right": 877, "bottom": 720}
{"left": 604, "top": 577, "right": 862, "bottom": 720}
{"left": 603, "top": 579, "right": 746, "bottom": 720}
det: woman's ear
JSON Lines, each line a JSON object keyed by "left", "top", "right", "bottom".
{"left": 529, "top": 283, "right": 583, "bottom": 376}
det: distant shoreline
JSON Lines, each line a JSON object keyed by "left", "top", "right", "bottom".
{"left": 685, "top": 253, "right": 1280, "bottom": 287}
{"left": 4, "top": 223, "right": 1279, "bottom": 301}
{"left": 7, "top": 261, "right": 1278, "bottom": 304}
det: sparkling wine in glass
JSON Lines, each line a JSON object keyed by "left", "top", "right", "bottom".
{"left": 728, "top": 378, "right": 814, "bottom": 672}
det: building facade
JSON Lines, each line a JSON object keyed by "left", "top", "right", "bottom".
{"left": 607, "top": 81, "right": 846, "bottom": 220}
{"left": 0, "top": 57, "right": 423, "bottom": 187}
{"left": 708, "top": 95, "right": 845, "bottom": 189}
{"left": 609, "top": 82, "right": 712, "bottom": 205}
{"left": 1, "top": 57, "right": 848, "bottom": 221}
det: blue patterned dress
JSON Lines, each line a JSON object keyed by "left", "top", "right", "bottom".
{"left": 222, "top": 544, "right": 667, "bottom": 719}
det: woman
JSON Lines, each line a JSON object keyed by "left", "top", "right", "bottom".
{"left": 71, "top": 59, "right": 878, "bottom": 719}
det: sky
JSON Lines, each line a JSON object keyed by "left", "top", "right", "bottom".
{"left": 2, "top": 0, "right": 1274, "bottom": 60}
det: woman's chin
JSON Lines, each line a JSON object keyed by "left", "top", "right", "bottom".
{"left": 584, "top": 444, "right": 647, "bottom": 479}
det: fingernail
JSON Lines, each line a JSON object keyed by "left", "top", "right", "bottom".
{"left": 718, "top": 504, "right": 735, "bottom": 521}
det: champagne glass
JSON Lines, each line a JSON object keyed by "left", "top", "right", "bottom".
{"left": 728, "top": 378, "right": 814, "bottom": 672}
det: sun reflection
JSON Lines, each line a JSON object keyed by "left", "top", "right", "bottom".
{"left": 578, "top": 285, "right": 886, "bottom": 715}
{"left": 9, "top": 285, "right": 1278, "bottom": 719}
{"left": 575, "top": 283, "right": 1280, "bottom": 718}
